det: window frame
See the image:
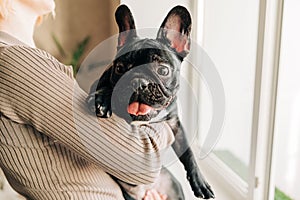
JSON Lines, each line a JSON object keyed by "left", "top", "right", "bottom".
{"left": 194, "top": 0, "right": 284, "bottom": 200}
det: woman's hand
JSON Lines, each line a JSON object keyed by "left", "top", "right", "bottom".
{"left": 143, "top": 189, "right": 168, "bottom": 200}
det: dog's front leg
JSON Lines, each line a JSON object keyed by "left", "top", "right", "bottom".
{"left": 87, "top": 68, "right": 113, "bottom": 118}
{"left": 167, "top": 115, "right": 215, "bottom": 199}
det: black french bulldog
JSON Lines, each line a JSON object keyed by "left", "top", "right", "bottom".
{"left": 87, "top": 5, "right": 215, "bottom": 200}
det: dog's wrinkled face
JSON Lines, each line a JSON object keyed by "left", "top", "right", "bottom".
{"left": 90, "top": 5, "right": 192, "bottom": 124}
{"left": 110, "top": 39, "right": 181, "bottom": 122}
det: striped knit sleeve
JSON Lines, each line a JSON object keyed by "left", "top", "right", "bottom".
{"left": 0, "top": 45, "right": 175, "bottom": 185}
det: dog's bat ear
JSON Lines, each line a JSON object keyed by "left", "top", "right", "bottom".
{"left": 115, "top": 5, "right": 137, "bottom": 50}
{"left": 157, "top": 6, "right": 192, "bottom": 59}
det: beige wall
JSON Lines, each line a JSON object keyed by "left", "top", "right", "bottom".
{"left": 34, "top": 0, "right": 120, "bottom": 63}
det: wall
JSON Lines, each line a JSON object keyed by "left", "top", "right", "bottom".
{"left": 34, "top": 0, "right": 119, "bottom": 63}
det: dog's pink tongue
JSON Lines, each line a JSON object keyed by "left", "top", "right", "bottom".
{"left": 127, "top": 102, "right": 153, "bottom": 116}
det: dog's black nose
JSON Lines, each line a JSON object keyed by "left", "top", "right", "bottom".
{"left": 131, "top": 78, "right": 148, "bottom": 90}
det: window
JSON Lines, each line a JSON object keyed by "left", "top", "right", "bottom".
{"left": 271, "top": 0, "right": 300, "bottom": 199}
{"left": 202, "top": 0, "right": 260, "bottom": 177}
{"left": 197, "top": 0, "right": 260, "bottom": 199}
{"left": 197, "top": 0, "right": 300, "bottom": 200}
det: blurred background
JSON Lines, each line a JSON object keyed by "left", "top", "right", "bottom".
{"left": 1, "top": 0, "right": 299, "bottom": 200}
{"left": 34, "top": 0, "right": 119, "bottom": 76}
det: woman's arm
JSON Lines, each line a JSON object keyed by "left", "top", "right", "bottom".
{"left": 0, "top": 45, "right": 174, "bottom": 185}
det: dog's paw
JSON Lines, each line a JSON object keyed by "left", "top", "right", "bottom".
{"left": 86, "top": 92, "right": 112, "bottom": 118}
{"left": 96, "top": 105, "right": 112, "bottom": 118}
{"left": 187, "top": 169, "right": 215, "bottom": 199}
{"left": 95, "top": 96, "right": 112, "bottom": 118}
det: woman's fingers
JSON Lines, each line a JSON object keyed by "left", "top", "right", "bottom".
{"left": 143, "top": 189, "right": 168, "bottom": 200}
{"left": 160, "top": 194, "right": 168, "bottom": 200}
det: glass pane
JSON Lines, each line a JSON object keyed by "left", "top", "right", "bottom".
{"left": 273, "top": 0, "right": 300, "bottom": 199}
{"left": 199, "top": 0, "right": 260, "bottom": 182}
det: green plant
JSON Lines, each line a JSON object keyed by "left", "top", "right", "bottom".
{"left": 52, "top": 34, "right": 90, "bottom": 77}
{"left": 275, "top": 187, "right": 293, "bottom": 200}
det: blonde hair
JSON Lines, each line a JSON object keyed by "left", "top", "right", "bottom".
{"left": 0, "top": 0, "right": 55, "bottom": 24}
{"left": 0, "top": 0, "right": 13, "bottom": 19}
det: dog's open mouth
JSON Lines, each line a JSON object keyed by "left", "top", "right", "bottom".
{"left": 127, "top": 102, "right": 154, "bottom": 116}
{"left": 127, "top": 102, "right": 155, "bottom": 124}
{"left": 112, "top": 83, "right": 175, "bottom": 123}
{"left": 126, "top": 99, "right": 171, "bottom": 124}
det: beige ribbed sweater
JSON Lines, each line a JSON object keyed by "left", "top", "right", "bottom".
{"left": 0, "top": 32, "right": 174, "bottom": 200}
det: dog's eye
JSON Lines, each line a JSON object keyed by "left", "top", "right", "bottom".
{"left": 157, "top": 65, "right": 169, "bottom": 76}
{"left": 115, "top": 63, "right": 126, "bottom": 75}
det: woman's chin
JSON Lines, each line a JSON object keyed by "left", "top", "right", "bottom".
{"left": 29, "top": 0, "right": 56, "bottom": 16}
{"left": 42, "top": 2, "right": 55, "bottom": 15}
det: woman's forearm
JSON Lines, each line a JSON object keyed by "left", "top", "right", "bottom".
{"left": 0, "top": 45, "right": 174, "bottom": 185}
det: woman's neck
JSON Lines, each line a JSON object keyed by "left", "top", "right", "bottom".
{"left": 0, "top": 2, "right": 38, "bottom": 47}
